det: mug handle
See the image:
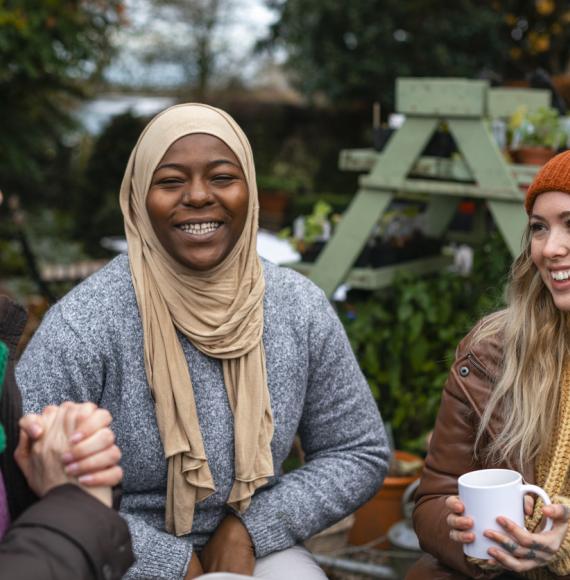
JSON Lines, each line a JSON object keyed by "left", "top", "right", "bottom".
{"left": 521, "top": 484, "right": 553, "bottom": 532}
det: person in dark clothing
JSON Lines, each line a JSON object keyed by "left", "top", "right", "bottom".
{"left": 0, "top": 293, "right": 134, "bottom": 579}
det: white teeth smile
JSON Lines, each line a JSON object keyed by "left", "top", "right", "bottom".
{"left": 178, "top": 222, "right": 221, "bottom": 235}
{"left": 551, "top": 270, "right": 570, "bottom": 281}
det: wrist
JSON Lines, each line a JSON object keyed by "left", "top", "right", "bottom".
{"left": 225, "top": 514, "right": 254, "bottom": 548}
{"left": 80, "top": 484, "right": 113, "bottom": 507}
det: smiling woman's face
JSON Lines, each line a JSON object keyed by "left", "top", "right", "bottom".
{"left": 530, "top": 191, "right": 570, "bottom": 311}
{"left": 146, "top": 133, "right": 249, "bottom": 271}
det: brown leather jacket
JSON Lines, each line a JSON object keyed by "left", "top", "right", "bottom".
{"left": 411, "top": 320, "right": 568, "bottom": 579}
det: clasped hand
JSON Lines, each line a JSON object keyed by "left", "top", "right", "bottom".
{"left": 446, "top": 495, "right": 570, "bottom": 573}
{"left": 14, "top": 402, "right": 123, "bottom": 507}
{"left": 185, "top": 514, "right": 256, "bottom": 579}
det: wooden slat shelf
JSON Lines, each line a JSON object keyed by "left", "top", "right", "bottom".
{"left": 287, "top": 254, "right": 453, "bottom": 291}
{"left": 308, "top": 79, "right": 550, "bottom": 297}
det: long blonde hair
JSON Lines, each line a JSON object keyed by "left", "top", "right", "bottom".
{"left": 474, "top": 228, "right": 570, "bottom": 469}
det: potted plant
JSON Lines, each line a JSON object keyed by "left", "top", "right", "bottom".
{"left": 257, "top": 149, "right": 317, "bottom": 232}
{"left": 509, "top": 106, "right": 567, "bottom": 165}
{"left": 280, "top": 200, "right": 338, "bottom": 262}
{"left": 348, "top": 449, "right": 423, "bottom": 548}
{"left": 282, "top": 199, "right": 443, "bottom": 266}
{"left": 338, "top": 234, "right": 513, "bottom": 546}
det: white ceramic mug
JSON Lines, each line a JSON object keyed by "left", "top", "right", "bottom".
{"left": 458, "top": 468, "right": 553, "bottom": 559}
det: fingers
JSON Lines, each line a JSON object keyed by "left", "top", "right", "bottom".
{"left": 487, "top": 545, "right": 544, "bottom": 572}
{"left": 445, "top": 495, "right": 465, "bottom": 514}
{"left": 496, "top": 516, "right": 558, "bottom": 548}
{"left": 449, "top": 528, "right": 475, "bottom": 544}
{"left": 65, "top": 402, "right": 97, "bottom": 440}
{"left": 65, "top": 434, "right": 121, "bottom": 476}
{"left": 542, "top": 503, "right": 570, "bottom": 523}
{"left": 39, "top": 405, "right": 60, "bottom": 433}
{"left": 70, "top": 407, "right": 112, "bottom": 444}
{"left": 64, "top": 427, "right": 116, "bottom": 464}
{"left": 446, "top": 495, "right": 474, "bottom": 543}
{"left": 14, "top": 429, "right": 31, "bottom": 468}
{"left": 524, "top": 495, "right": 535, "bottom": 516}
{"left": 77, "top": 465, "right": 123, "bottom": 487}
{"left": 447, "top": 513, "right": 474, "bottom": 531}
{"left": 18, "top": 414, "right": 44, "bottom": 440}
{"left": 483, "top": 515, "right": 561, "bottom": 572}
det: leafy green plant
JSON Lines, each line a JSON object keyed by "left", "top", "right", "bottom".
{"left": 509, "top": 106, "right": 566, "bottom": 150}
{"left": 340, "top": 232, "right": 511, "bottom": 453}
{"left": 0, "top": 0, "right": 124, "bottom": 205}
{"left": 280, "top": 200, "right": 337, "bottom": 253}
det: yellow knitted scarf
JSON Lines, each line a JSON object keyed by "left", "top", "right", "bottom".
{"left": 524, "top": 364, "right": 570, "bottom": 579}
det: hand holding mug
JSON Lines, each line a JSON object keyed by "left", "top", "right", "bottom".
{"left": 446, "top": 494, "right": 535, "bottom": 546}
{"left": 481, "top": 503, "right": 570, "bottom": 573}
{"left": 446, "top": 495, "right": 475, "bottom": 545}
{"left": 453, "top": 468, "right": 570, "bottom": 573}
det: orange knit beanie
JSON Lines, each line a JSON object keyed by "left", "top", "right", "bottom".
{"left": 525, "top": 150, "right": 570, "bottom": 214}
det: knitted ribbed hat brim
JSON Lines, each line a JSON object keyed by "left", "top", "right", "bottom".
{"left": 525, "top": 150, "right": 570, "bottom": 214}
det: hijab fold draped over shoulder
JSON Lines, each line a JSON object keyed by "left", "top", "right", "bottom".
{"left": 119, "top": 103, "right": 274, "bottom": 536}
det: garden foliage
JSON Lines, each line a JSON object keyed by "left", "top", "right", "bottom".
{"left": 263, "top": 0, "right": 570, "bottom": 106}
{"left": 0, "top": 0, "right": 123, "bottom": 203}
{"left": 340, "top": 232, "right": 512, "bottom": 452}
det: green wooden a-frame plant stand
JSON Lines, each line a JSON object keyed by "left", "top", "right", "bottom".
{"left": 302, "top": 78, "right": 550, "bottom": 298}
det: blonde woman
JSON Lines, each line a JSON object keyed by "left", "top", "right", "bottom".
{"left": 410, "top": 150, "right": 570, "bottom": 580}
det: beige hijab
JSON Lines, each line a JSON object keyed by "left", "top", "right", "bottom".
{"left": 119, "top": 103, "right": 274, "bottom": 536}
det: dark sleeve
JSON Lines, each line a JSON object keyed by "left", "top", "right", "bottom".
{"left": 0, "top": 484, "right": 134, "bottom": 580}
{"left": 412, "top": 336, "right": 498, "bottom": 579}
{"left": 0, "top": 296, "right": 37, "bottom": 519}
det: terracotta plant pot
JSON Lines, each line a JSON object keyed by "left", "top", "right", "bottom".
{"left": 511, "top": 146, "right": 556, "bottom": 166}
{"left": 258, "top": 190, "right": 290, "bottom": 231}
{"left": 348, "top": 450, "right": 423, "bottom": 548}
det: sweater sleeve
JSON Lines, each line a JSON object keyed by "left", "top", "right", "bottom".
{"left": 239, "top": 289, "right": 390, "bottom": 558}
{"left": 121, "top": 512, "right": 192, "bottom": 579}
{"left": 0, "top": 484, "right": 133, "bottom": 580}
{"left": 17, "top": 304, "right": 195, "bottom": 578}
{"left": 16, "top": 304, "right": 106, "bottom": 411}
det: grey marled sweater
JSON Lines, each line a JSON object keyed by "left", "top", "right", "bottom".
{"left": 17, "top": 255, "right": 389, "bottom": 579}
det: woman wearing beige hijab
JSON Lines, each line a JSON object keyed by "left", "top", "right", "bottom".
{"left": 17, "top": 104, "right": 389, "bottom": 579}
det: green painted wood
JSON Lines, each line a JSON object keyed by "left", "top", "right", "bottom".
{"left": 339, "top": 150, "right": 539, "bottom": 187}
{"left": 423, "top": 197, "right": 459, "bottom": 238}
{"left": 389, "top": 178, "right": 520, "bottom": 200}
{"left": 487, "top": 88, "right": 550, "bottom": 118}
{"left": 449, "top": 118, "right": 526, "bottom": 255}
{"left": 396, "top": 78, "right": 487, "bottom": 117}
{"left": 291, "top": 255, "right": 453, "bottom": 291}
{"left": 448, "top": 118, "right": 520, "bottom": 193}
{"left": 412, "top": 156, "right": 474, "bottom": 182}
{"left": 448, "top": 119, "right": 519, "bottom": 191}
{"left": 511, "top": 163, "right": 540, "bottom": 186}
{"left": 311, "top": 117, "right": 439, "bottom": 296}
{"left": 308, "top": 189, "right": 393, "bottom": 296}
{"left": 308, "top": 78, "right": 547, "bottom": 296}
{"left": 362, "top": 117, "right": 439, "bottom": 188}
{"left": 487, "top": 200, "right": 528, "bottom": 256}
